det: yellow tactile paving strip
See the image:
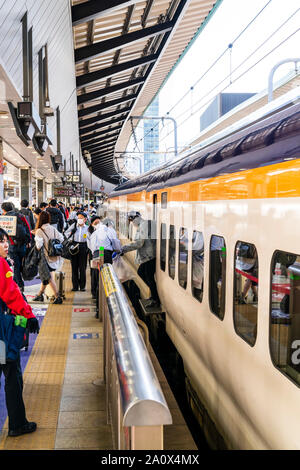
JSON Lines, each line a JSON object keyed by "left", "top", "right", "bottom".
{"left": 0, "top": 262, "right": 74, "bottom": 450}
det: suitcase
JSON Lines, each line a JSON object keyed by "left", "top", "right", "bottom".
{"left": 55, "top": 271, "right": 65, "bottom": 299}
{"left": 45, "top": 271, "right": 65, "bottom": 300}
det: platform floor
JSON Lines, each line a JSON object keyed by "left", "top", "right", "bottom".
{"left": 0, "top": 262, "right": 197, "bottom": 451}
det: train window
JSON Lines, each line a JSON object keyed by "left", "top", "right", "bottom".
{"left": 270, "top": 251, "right": 300, "bottom": 386}
{"left": 161, "top": 192, "right": 167, "bottom": 209}
{"left": 168, "top": 225, "right": 176, "bottom": 280}
{"left": 153, "top": 194, "right": 157, "bottom": 220}
{"left": 192, "top": 231, "right": 204, "bottom": 302}
{"left": 160, "top": 223, "right": 167, "bottom": 271}
{"left": 233, "top": 242, "right": 258, "bottom": 346}
{"left": 178, "top": 228, "right": 188, "bottom": 289}
{"left": 209, "top": 235, "right": 226, "bottom": 320}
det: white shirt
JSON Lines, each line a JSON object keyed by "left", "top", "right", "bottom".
{"left": 65, "top": 223, "right": 89, "bottom": 243}
{"left": 90, "top": 224, "right": 120, "bottom": 253}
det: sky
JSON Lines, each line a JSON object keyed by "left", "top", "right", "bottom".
{"left": 126, "top": 0, "right": 300, "bottom": 174}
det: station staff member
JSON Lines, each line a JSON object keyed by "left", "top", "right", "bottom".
{"left": 64, "top": 211, "right": 89, "bottom": 291}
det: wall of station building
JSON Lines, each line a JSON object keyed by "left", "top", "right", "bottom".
{"left": 0, "top": 0, "right": 105, "bottom": 208}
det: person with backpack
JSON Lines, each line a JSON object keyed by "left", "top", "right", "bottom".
{"left": 1, "top": 202, "right": 31, "bottom": 292}
{"left": 0, "top": 227, "right": 39, "bottom": 437}
{"left": 32, "top": 211, "right": 64, "bottom": 304}
{"left": 20, "top": 199, "right": 35, "bottom": 232}
{"left": 46, "top": 199, "right": 64, "bottom": 233}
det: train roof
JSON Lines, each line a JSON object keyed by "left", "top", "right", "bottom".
{"left": 110, "top": 88, "right": 300, "bottom": 197}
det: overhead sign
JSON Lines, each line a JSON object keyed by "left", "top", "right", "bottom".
{"left": 54, "top": 184, "right": 84, "bottom": 198}
{"left": 66, "top": 174, "right": 80, "bottom": 183}
{"left": 0, "top": 215, "right": 17, "bottom": 236}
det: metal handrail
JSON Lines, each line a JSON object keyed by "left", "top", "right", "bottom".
{"left": 100, "top": 263, "right": 172, "bottom": 437}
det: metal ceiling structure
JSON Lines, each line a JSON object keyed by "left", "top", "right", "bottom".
{"left": 72, "top": 0, "right": 221, "bottom": 184}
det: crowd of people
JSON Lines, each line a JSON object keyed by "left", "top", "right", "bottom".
{"left": 0, "top": 199, "right": 119, "bottom": 303}
{"left": 0, "top": 201, "right": 161, "bottom": 438}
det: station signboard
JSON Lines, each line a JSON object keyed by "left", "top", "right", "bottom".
{"left": 54, "top": 183, "right": 84, "bottom": 198}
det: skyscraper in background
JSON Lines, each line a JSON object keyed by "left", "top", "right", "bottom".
{"left": 143, "top": 97, "right": 160, "bottom": 172}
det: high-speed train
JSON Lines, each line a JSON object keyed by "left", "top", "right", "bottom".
{"left": 107, "top": 87, "right": 300, "bottom": 450}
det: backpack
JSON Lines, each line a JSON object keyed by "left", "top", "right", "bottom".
{"left": 9, "top": 212, "right": 31, "bottom": 246}
{"left": 41, "top": 227, "right": 63, "bottom": 257}
{"left": 22, "top": 246, "right": 39, "bottom": 280}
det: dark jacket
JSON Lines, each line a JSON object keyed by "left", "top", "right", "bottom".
{"left": 46, "top": 207, "right": 64, "bottom": 233}
{"left": 20, "top": 207, "right": 35, "bottom": 231}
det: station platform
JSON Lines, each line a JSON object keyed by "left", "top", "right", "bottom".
{"left": 0, "top": 262, "right": 197, "bottom": 451}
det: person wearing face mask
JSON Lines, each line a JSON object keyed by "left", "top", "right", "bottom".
{"left": 87, "top": 216, "right": 101, "bottom": 299}
{"left": 64, "top": 211, "right": 89, "bottom": 291}
{"left": 90, "top": 216, "right": 121, "bottom": 265}
{"left": 121, "top": 211, "right": 160, "bottom": 308}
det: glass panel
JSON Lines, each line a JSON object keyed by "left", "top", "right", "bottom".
{"left": 178, "top": 227, "right": 188, "bottom": 289}
{"left": 192, "top": 231, "right": 204, "bottom": 302}
{"left": 160, "top": 223, "right": 166, "bottom": 271}
{"left": 270, "top": 251, "right": 300, "bottom": 386}
{"left": 168, "top": 225, "right": 176, "bottom": 280}
{"left": 234, "top": 241, "right": 258, "bottom": 346}
{"left": 209, "top": 235, "right": 226, "bottom": 319}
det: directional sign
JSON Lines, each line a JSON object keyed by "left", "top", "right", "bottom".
{"left": 74, "top": 308, "right": 91, "bottom": 312}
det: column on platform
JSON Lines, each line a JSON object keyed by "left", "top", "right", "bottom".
{"left": 19, "top": 167, "right": 32, "bottom": 206}
{"left": 37, "top": 178, "right": 45, "bottom": 205}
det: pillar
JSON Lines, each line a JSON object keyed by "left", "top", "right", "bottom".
{"left": 37, "top": 178, "right": 45, "bottom": 205}
{"left": 19, "top": 167, "right": 32, "bottom": 206}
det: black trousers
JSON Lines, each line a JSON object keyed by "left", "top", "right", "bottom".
{"left": 71, "top": 243, "right": 88, "bottom": 290}
{"left": 91, "top": 268, "right": 99, "bottom": 298}
{"left": 0, "top": 355, "right": 28, "bottom": 431}
{"left": 137, "top": 258, "right": 159, "bottom": 302}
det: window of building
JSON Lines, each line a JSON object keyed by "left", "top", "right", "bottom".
{"left": 178, "top": 228, "right": 188, "bottom": 289}
{"left": 270, "top": 251, "right": 300, "bottom": 386}
{"left": 160, "top": 223, "right": 167, "bottom": 271}
{"left": 168, "top": 225, "right": 176, "bottom": 280}
{"left": 234, "top": 241, "right": 258, "bottom": 346}
{"left": 209, "top": 235, "right": 226, "bottom": 319}
{"left": 192, "top": 231, "right": 204, "bottom": 302}
{"left": 161, "top": 192, "right": 167, "bottom": 209}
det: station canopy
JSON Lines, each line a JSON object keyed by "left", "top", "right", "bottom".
{"left": 72, "top": 0, "right": 221, "bottom": 184}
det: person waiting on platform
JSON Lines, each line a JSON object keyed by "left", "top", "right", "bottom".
{"left": 90, "top": 216, "right": 121, "bottom": 264}
{"left": 33, "top": 211, "right": 64, "bottom": 304}
{"left": 1, "top": 202, "right": 31, "bottom": 292}
{"left": 121, "top": 211, "right": 160, "bottom": 309}
{"left": 87, "top": 216, "right": 102, "bottom": 299}
{"left": 0, "top": 228, "right": 39, "bottom": 437}
{"left": 64, "top": 211, "right": 89, "bottom": 292}
{"left": 46, "top": 199, "right": 64, "bottom": 233}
